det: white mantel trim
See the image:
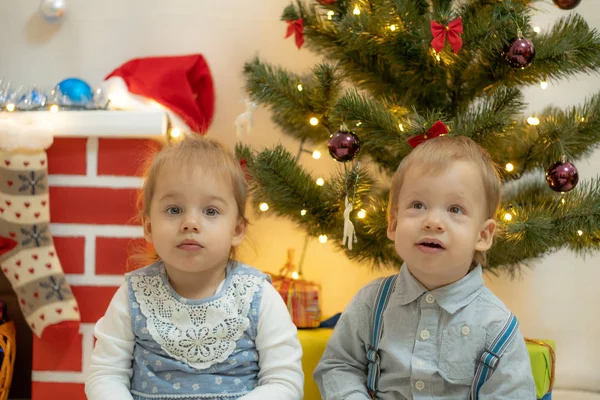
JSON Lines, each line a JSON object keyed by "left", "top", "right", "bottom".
{"left": 3, "top": 110, "right": 168, "bottom": 138}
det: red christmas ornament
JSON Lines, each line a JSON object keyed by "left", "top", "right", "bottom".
{"left": 430, "top": 17, "right": 463, "bottom": 54}
{"left": 545, "top": 161, "right": 579, "bottom": 192}
{"left": 503, "top": 37, "right": 535, "bottom": 69}
{"left": 317, "top": 0, "right": 338, "bottom": 4}
{"left": 408, "top": 120, "right": 448, "bottom": 148}
{"left": 327, "top": 129, "right": 361, "bottom": 162}
{"left": 285, "top": 18, "right": 305, "bottom": 49}
{"left": 552, "top": 0, "right": 581, "bottom": 10}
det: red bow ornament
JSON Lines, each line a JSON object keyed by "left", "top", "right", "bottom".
{"left": 285, "top": 18, "right": 305, "bottom": 49}
{"left": 240, "top": 158, "right": 252, "bottom": 182}
{"left": 407, "top": 120, "right": 449, "bottom": 148}
{"left": 431, "top": 17, "right": 463, "bottom": 54}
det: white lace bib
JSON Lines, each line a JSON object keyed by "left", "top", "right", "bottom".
{"left": 130, "top": 271, "right": 263, "bottom": 370}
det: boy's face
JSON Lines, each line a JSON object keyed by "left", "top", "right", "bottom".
{"left": 387, "top": 161, "right": 496, "bottom": 290}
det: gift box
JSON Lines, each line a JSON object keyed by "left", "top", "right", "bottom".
{"left": 271, "top": 249, "right": 321, "bottom": 328}
{"left": 526, "top": 338, "right": 556, "bottom": 400}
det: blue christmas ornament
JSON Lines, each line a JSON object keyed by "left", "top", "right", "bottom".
{"left": 57, "top": 78, "right": 93, "bottom": 105}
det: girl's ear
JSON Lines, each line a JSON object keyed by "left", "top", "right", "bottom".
{"left": 143, "top": 216, "right": 153, "bottom": 244}
{"left": 231, "top": 217, "right": 247, "bottom": 247}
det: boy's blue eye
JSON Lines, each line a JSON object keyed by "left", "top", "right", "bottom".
{"left": 449, "top": 206, "right": 463, "bottom": 214}
{"left": 204, "top": 207, "right": 219, "bottom": 217}
{"left": 411, "top": 202, "right": 424, "bottom": 210}
{"left": 166, "top": 206, "right": 182, "bottom": 215}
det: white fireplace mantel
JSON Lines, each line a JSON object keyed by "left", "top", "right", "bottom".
{"left": 3, "top": 110, "right": 168, "bottom": 138}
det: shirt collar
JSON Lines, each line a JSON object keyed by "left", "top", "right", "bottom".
{"left": 396, "top": 264, "right": 485, "bottom": 314}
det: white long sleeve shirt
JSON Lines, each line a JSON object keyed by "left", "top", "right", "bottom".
{"left": 86, "top": 276, "right": 304, "bottom": 400}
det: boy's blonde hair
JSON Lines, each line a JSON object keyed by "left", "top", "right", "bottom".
{"left": 129, "top": 135, "right": 248, "bottom": 269}
{"left": 387, "top": 135, "right": 501, "bottom": 266}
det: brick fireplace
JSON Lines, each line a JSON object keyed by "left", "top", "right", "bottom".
{"left": 3, "top": 111, "right": 166, "bottom": 400}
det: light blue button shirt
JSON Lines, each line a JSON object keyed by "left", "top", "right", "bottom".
{"left": 314, "top": 265, "right": 536, "bottom": 399}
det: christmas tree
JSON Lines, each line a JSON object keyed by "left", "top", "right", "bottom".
{"left": 238, "top": 0, "right": 600, "bottom": 274}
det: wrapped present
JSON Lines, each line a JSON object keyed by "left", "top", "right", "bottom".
{"left": 271, "top": 249, "right": 321, "bottom": 328}
{"left": 526, "top": 338, "right": 556, "bottom": 400}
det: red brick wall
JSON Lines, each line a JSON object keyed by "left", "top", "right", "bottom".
{"left": 30, "top": 137, "right": 160, "bottom": 399}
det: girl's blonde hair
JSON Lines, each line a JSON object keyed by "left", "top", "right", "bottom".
{"left": 128, "top": 135, "right": 248, "bottom": 270}
{"left": 387, "top": 135, "right": 501, "bottom": 266}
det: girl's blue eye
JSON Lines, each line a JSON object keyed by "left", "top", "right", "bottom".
{"left": 166, "top": 206, "right": 182, "bottom": 215}
{"left": 411, "top": 202, "right": 424, "bottom": 210}
{"left": 204, "top": 207, "right": 219, "bottom": 217}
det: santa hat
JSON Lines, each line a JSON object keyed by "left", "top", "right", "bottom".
{"left": 103, "top": 54, "right": 215, "bottom": 134}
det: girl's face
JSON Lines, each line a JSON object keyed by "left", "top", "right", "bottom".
{"left": 143, "top": 164, "right": 246, "bottom": 277}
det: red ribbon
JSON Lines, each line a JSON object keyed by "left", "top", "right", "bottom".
{"left": 285, "top": 19, "right": 305, "bottom": 49}
{"left": 407, "top": 120, "right": 448, "bottom": 148}
{"left": 431, "top": 17, "right": 463, "bottom": 53}
{"left": 240, "top": 158, "right": 251, "bottom": 182}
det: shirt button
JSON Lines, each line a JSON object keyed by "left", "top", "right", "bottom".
{"left": 416, "top": 359, "right": 424, "bottom": 367}
{"left": 420, "top": 329, "right": 430, "bottom": 341}
{"left": 415, "top": 380, "right": 425, "bottom": 391}
{"left": 425, "top": 293, "right": 435, "bottom": 304}
{"left": 461, "top": 325, "right": 471, "bottom": 336}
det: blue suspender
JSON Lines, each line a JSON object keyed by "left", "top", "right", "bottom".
{"left": 366, "top": 275, "right": 397, "bottom": 399}
{"left": 469, "top": 313, "right": 519, "bottom": 400}
{"left": 366, "top": 275, "right": 519, "bottom": 400}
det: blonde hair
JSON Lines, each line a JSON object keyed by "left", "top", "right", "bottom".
{"left": 387, "top": 135, "right": 501, "bottom": 266}
{"left": 128, "top": 135, "right": 248, "bottom": 270}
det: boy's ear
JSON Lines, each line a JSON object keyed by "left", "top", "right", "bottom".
{"left": 387, "top": 212, "right": 398, "bottom": 241}
{"left": 475, "top": 218, "right": 496, "bottom": 252}
{"left": 143, "top": 217, "right": 153, "bottom": 244}
{"left": 231, "top": 217, "right": 247, "bottom": 247}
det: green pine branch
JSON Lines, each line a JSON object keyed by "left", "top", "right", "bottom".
{"left": 241, "top": 0, "right": 600, "bottom": 273}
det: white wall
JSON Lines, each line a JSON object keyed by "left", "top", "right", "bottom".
{"left": 1, "top": 0, "right": 598, "bottom": 392}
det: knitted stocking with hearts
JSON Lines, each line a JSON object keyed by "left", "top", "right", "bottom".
{"left": 0, "top": 146, "right": 80, "bottom": 343}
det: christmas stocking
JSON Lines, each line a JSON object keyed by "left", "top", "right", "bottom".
{"left": 0, "top": 146, "right": 80, "bottom": 343}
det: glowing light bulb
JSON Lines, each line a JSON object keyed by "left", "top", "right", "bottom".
{"left": 49, "top": 105, "right": 59, "bottom": 113}
{"left": 527, "top": 117, "right": 540, "bottom": 126}
{"left": 505, "top": 163, "right": 514, "bottom": 172}
{"left": 540, "top": 81, "right": 548, "bottom": 90}
{"left": 533, "top": 26, "right": 541, "bottom": 33}
{"left": 319, "top": 235, "right": 328, "bottom": 243}
{"left": 353, "top": 6, "right": 360, "bottom": 15}
{"left": 398, "top": 123, "right": 404, "bottom": 131}
{"left": 327, "top": 11, "right": 335, "bottom": 20}
{"left": 504, "top": 213, "right": 513, "bottom": 221}
{"left": 297, "top": 84, "right": 303, "bottom": 91}
{"left": 389, "top": 24, "right": 396, "bottom": 31}
{"left": 312, "top": 150, "right": 321, "bottom": 159}
{"left": 316, "top": 178, "right": 325, "bottom": 186}
{"left": 309, "top": 117, "right": 319, "bottom": 126}
{"left": 301, "top": 209, "right": 307, "bottom": 216}
{"left": 291, "top": 271, "right": 300, "bottom": 280}
{"left": 561, "top": 198, "right": 566, "bottom": 205}
{"left": 577, "top": 230, "right": 583, "bottom": 236}
{"left": 6, "top": 104, "right": 15, "bottom": 112}
{"left": 169, "top": 128, "right": 182, "bottom": 139}
{"left": 357, "top": 209, "right": 367, "bottom": 219}
{"left": 259, "top": 202, "right": 269, "bottom": 212}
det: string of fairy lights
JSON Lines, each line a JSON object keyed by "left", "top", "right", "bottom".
{"left": 168, "top": 9, "right": 591, "bottom": 244}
